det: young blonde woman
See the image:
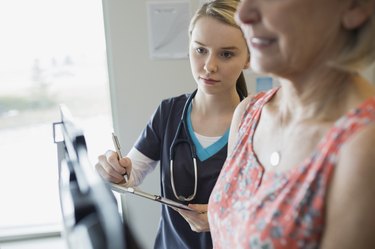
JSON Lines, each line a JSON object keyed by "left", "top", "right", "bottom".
{"left": 96, "top": 1, "right": 249, "bottom": 248}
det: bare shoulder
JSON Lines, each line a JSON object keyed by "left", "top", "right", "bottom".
{"left": 338, "top": 123, "right": 375, "bottom": 182}
{"left": 234, "top": 96, "right": 252, "bottom": 121}
{"left": 321, "top": 124, "right": 375, "bottom": 249}
{"left": 344, "top": 121, "right": 375, "bottom": 158}
{"left": 227, "top": 96, "right": 252, "bottom": 155}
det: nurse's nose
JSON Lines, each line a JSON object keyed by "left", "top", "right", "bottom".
{"left": 204, "top": 55, "right": 218, "bottom": 73}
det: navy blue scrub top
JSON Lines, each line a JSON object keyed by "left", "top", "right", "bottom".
{"left": 134, "top": 92, "right": 228, "bottom": 249}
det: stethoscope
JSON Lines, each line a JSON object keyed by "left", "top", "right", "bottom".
{"left": 170, "top": 89, "right": 198, "bottom": 201}
{"left": 169, "top": 89, "right": 244, "bottom": 201}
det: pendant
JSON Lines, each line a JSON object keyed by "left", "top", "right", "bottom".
{"left": 270, "top": 151, "right": 281, "bottom": 167}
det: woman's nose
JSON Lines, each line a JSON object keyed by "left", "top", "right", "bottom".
{"left": 235, "top": 0, "right": 260, "bottom": 26}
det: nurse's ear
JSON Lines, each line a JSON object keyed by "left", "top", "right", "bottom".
{"left": 342, "top": 0, "right": 375, "bottom": 30}
{"left": 244, "top": 54, "right": 250, "bottom": 69}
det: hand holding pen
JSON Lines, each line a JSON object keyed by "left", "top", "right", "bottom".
{"left": 112, "top": 132, "right": 129, "bottom": 182}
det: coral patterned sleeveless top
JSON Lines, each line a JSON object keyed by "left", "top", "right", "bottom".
{"left": 208, "top": 88, "right": 375, "bottom": 249}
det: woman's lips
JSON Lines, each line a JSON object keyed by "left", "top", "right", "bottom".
{"left": 200, "top": 77, "right": 219, "bottom": 85}
{"left": 250, "top": 37, "right": 276, "bottom": 49}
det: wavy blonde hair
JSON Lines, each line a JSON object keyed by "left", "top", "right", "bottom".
{"left": 335, "top": 1, "right": 375, "bottom": 71}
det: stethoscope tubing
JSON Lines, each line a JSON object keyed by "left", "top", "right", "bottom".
{"left": 169, "top": 90, "right": 198, "bottom": 202}
{"left": 169, "top": 89, "right": 244, "bottom": 202}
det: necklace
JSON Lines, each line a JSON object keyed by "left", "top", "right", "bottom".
{"left": 270, "top": 151, "right": 281, "bottom": 166}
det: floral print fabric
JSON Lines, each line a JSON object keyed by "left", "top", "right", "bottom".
{"left": 208, "top": 88, "right": 375, "bottom": 249}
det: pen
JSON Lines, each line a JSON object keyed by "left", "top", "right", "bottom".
{"left": 112, "top": 132, "right": 129, "bottom": 182}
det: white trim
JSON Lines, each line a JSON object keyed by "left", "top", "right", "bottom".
{"left": 0, "top": 224, "right": 62, "bottom": 242}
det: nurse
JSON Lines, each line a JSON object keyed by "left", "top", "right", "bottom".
{"left": 95, "top": 0, "right": 250, "bottom": 248}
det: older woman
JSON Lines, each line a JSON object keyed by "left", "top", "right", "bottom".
{"left": 208, "top": 0, "right": 375, "bottom": 248}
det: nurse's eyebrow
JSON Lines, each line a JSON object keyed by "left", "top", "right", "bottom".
{"left": 193, "top": 40, "right": 239, "bottom": 50}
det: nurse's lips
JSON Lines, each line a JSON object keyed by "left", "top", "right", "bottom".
{"left": 200, "top": 77, "right": 219, "bottom": 85}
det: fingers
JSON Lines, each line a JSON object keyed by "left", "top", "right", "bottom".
{"left": 119, "top": 157, "right": 132, "bottom": 178}
{"left": 182, "top": 211, "right": 209, "bottom": 232}
{"left": 105, "top": 150, "right": 127, "bottom": 174}
{"left": 173, "top": 204, "right": 210, "bottom": 232}
{"left": 95, "top": 150, "right": 131, "bottom": 184}
{"left": 188, "top": 204, "right": 208, "bottom": 214}
{"left": 95, "top": 161, "right": 123, "bottom": 183}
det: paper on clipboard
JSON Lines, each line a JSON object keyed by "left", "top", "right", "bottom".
{"left": 110, "top": 183, "right": 198, "bottom": 212}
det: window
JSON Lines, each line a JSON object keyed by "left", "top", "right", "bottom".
{"left": 0, "top": 0, "right": 113, "bottom": 239}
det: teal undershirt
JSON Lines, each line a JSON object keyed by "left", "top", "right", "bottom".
{"left": 186, "top": 102, "right": 229, "bottom": 162}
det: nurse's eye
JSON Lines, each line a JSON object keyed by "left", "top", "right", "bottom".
{"left": 220, "top": 51, "right": 234, "bottom": 59}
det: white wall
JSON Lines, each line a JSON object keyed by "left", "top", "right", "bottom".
{"left": 102, "top": 1, "right": 195, "bottom": 248}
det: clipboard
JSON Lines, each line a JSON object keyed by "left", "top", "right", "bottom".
{"left": 110, "top": 183, "right": 198, "bottom": 212}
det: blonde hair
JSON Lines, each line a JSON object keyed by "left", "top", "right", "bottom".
{"left": 335, "top": 3, "right": 375, "bottom": 71}
{"left": 189, "top": 0, "right": 240, "bottom": 34}
{"left": 189, "top": 0, "right": 248, "bottom": 97}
